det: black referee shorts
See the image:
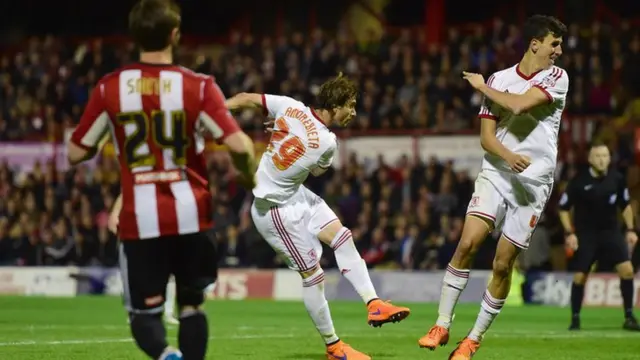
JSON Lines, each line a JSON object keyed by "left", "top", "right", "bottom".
{"left": 570, "top": 229, "right": 630, "bottom": 273}
{"left": 119, "top": 231, "right": 218, "bottom": 314}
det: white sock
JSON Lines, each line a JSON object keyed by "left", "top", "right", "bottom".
{"left": 331, "top": 227, "right": 378, "bottom": 304}
{"left": 165, "top": 278, "right": 176, "bottom": 318}
{"left": 302, "top": 269, "right": 340, "bottom": 345}
{"left": 468, "top": 290, "right": 505, "bottom": 342}
{"left": 436, "top": 264, "right": 470, "bottom": 329}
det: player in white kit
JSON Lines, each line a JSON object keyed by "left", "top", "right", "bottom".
{"left": 418, "top": 15, "right": 569, "bottom": 360}
{"left": 226, "top": 74, "right": 410, "bottom": 360}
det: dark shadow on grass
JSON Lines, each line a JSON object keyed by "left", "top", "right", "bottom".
{"left": 282, "top": 351, "right": 397, "bottom": 359}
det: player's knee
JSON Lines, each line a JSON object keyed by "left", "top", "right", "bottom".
{"left": 455, "top": 233, "right": 483, "bottom": 261}
{"left": 317, "top": 220, "right": 344, "bottom": 246}
{"left": 617, "top": 261, "right": 635, "bottom": 279}
{"left": 176, "top": 285, "right": 205, "bottom": 309}
{"left": 299, "top": 264, "right": 321, "bottom": 279}
{"left": 301, "top": 267, "right": 325, "bottom": 288}
{"left": 573, "top": 272, "right": 588, "bottom": 284}
{"left": 492, "top": 258, "right": 514, "bottom": 279}
{"left": 455, "top": 216, "right": 491, "bottom": 260}
{"left": 455, "top": 239, "right": 477, "bottom": 259}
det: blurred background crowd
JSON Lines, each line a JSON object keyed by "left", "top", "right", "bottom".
{"left": 1, "top": 0, "right": 639, "bottom": 271}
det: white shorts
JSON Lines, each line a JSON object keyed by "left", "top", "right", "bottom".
{"left": 466, "top": 169, "right": 552, "bottom": 249}
{"left": 250, "top": 186, "right": 339, "bottom": 272}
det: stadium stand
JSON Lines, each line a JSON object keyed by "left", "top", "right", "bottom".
{"left": 0, "top": 13, "right": 639, "bottom": 273}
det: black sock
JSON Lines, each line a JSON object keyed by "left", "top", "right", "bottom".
{"left": 571, "top": 282, "right": 585, "bottom": 317}
{"left": 179, "top": 311, "right": 208, "bottom": 360}
{"left": 620, "top": 278, "right": 634, "bottom": 319}
{"left": 130, "top": 313, "right": 168, "bottom": 359}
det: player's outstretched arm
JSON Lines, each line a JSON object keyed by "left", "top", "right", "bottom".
{"left": 225, "top": 92, "right": 263, "bottom": 111}
{"left": 200, "top": 78, "right": 257, "bottom": 188}
{"left": 463, "top": 71, "right": 549, "bottom": 115}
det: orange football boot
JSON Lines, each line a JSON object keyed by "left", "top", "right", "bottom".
{"left": 326, "top": 340, "right": 371, "bottom": 360}
{"left": 448, "top": 338, "right": 480, "bottom": 360}
{"left": 366, "top": 299, "right": 411, "bottom": 327}
{"left": 418, "top": 325, "right": 449, "bottom": 350}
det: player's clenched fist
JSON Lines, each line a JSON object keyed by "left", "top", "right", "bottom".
{"left": 462, "top": 71, "right": 486, "bottom": 90}
{"left": 505, "top": 153, "right": 531, "bottom": 173}
{"left": 565, "top": 233, "right": 579, "bottom": 251}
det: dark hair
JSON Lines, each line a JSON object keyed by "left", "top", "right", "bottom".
{"left": 522, "top": 15, "right": 567, "bottom": 49}
{"left": 129, "top": 0, "right": 181, "bottom": 52}
{"left": 316, "top": 73, "right": 358, "bottom": 110}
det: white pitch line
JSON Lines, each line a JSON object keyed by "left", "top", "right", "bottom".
{"left": 0, "top": 334, "right": 296, "bottom": 347}
{"left": 0, "top": 330, "right": 637, "bottom": 347}
{"left": 0, "top": 338, "right": 133, "bottom": 346}
{"left": 0, "top": 325, "right": 125, "bottom": 331}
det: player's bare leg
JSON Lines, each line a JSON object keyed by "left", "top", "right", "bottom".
{"left": 449, "top": 236, "right": 520, "bottom": 360}
{"left": 298, "top": 265, "right": 371, "bottom": 360}
{"left": 615, "top": 261, "right": 640, "bottom": 330}
{"left": 419, "top": 215, "right": 492, "bottom": 350}
{"left": 318, "top": 221, "right": 410, "bottom": 327}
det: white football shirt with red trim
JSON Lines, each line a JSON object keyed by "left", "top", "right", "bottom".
{"left": 478, "top": 64, "right": 569, "bottom": 183}
{"left": 253, "top": 94, "right": 337, "bottom": 204}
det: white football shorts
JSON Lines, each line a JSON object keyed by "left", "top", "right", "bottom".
{"left": 466, "top": 169, "right": 552, "bottom": 249}
{"left": 251, "top": 186, "right": 339, "bottom": 272}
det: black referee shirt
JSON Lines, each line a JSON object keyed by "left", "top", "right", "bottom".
{"left": 559, "top": 168, "right": 630, "bottom": 232}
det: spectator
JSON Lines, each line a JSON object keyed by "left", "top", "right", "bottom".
{"left": 0, "top": 18, "right": 637, "bottom": 271}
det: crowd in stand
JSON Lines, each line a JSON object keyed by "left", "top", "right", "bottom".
{"left": 1, "top": 20, "right": 639, "bottom": 270}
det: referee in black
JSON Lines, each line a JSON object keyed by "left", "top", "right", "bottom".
{"left": 559, "top": 142, "right": 639, "bottom": 331}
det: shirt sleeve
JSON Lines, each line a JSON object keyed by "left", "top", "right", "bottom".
{"left": 558, "top": 177, "right": 576, "bottom": 211}
{"left": 261, "top": 94, "right": 294, "bottom": 118}
{"left": 617, "top": 174, "right": 631, "bottom": 210}
{"left": 199, "top": 77, "right": 241, "bottom": 140}
{"left": 70, "top": 83, "right": 111, "bottom": 150}
{"left": 317, "top": 144, "right": 336, "bottom": 169}
{"left": 533, "top": 68, "right": 569, "bottom": 104}
{"left": 478, "top": 73, "right": 499, "bottom": 120}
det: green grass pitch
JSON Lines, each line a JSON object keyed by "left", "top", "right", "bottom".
{"left": 0, "top": 297, "right": 637, "bottom": 359}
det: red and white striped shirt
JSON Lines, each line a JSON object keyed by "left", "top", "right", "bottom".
{"left": 70, "top": 63, "right": 240, "bottom": 240}
{"left": 478, "top": 64, "right": 569, "bottom": 183}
